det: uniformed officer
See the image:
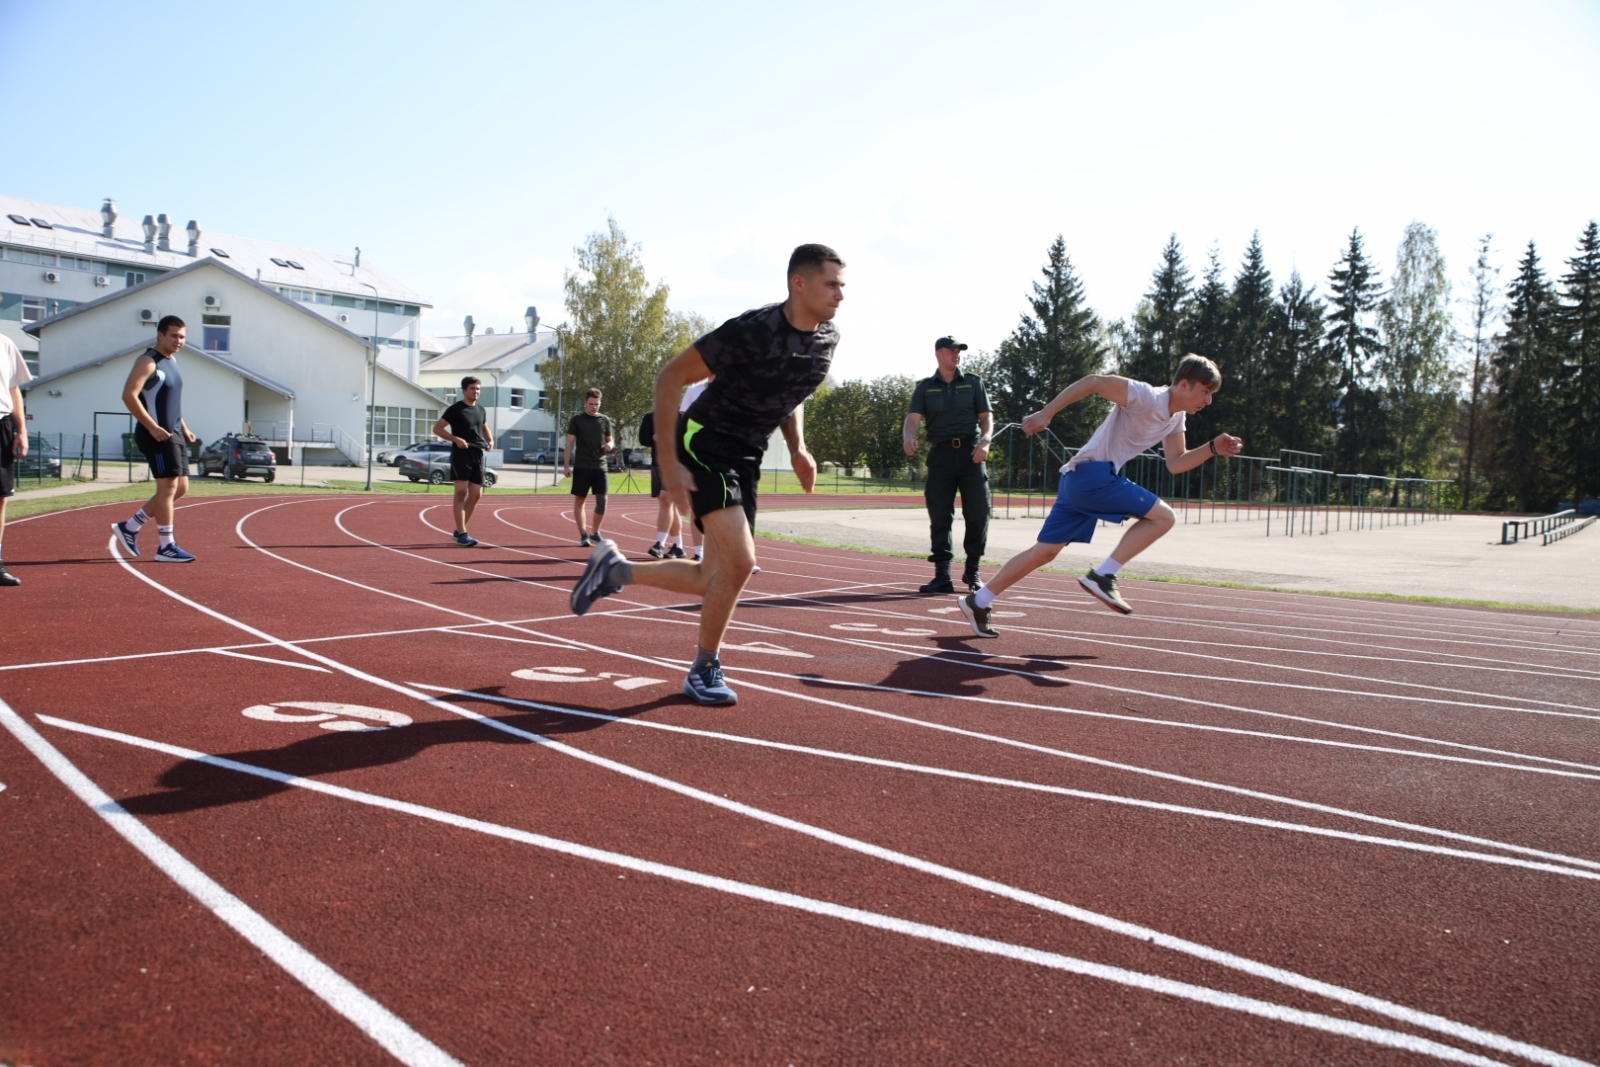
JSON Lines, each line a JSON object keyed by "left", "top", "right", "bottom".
{"left": 904, "top": 336, "right": 993, "bottom": 594}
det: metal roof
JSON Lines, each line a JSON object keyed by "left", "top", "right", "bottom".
{"left": 419, "top": 330, "right": 557, "bottom": 374}
{"left": 0, "top": 193, "right": 428, "bottom": 306}
{"left": 23, "top": 340, "right": 297, "bottom": 398}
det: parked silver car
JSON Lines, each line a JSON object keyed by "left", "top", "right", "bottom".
{"left": 384, "top": 440, "right": 450, "bottom": 466}
{"left": 399, "top": 447, "right": 504, "bottom": 486}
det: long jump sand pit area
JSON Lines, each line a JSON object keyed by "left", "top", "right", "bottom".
{"left": 756, "top": 505, "right": 1600, "bottom": 611}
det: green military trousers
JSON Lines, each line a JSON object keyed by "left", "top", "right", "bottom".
{"left": 924, "top": 442, "right": 990, "bottom": 565}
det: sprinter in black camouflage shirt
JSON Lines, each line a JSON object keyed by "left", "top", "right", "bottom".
{"left": 569, "top": 243, "right": 845, "bottom": 707}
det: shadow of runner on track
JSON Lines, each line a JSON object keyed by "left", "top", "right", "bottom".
{"left": 116, "top": 694, "right": 677, "bottom": 815}
{"left": 841, "top": 638, "right": 1090, "bottom": 700}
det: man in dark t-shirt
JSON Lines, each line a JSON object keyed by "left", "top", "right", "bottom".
{"left": 434, "top": 375, "right": 494, "bottom": 547}
{"left": 570, "top": 244, "right": 845, "bottom": 707}
{"left": 563, "top": 388, "right": 614, "bottom": 546}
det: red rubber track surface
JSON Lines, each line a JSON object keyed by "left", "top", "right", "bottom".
{"left": 2, "top": 494, "right": 1597, "bottom": 1066}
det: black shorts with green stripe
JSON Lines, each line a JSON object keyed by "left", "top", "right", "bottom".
{"left": 676, "top": 415, "right": 761, "bottom": 533}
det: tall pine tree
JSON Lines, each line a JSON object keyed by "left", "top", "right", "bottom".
{"left": 1487, "top": 242, "right": 1560, "bottom": 511}
{"left": 1182, "top": 247, "right": 1231, "bottom": 448}
{"left": 1559, "top": 221, "right": 1600, "bottom": 500}
{"left": 1324, "top": 229, "right": 1385, "bottom": 472}
{"left": 1126, "top": 235, "right": 1193, "bottom": 385}
{"left": 1458, "top": 235, "right": 1500, "bottom": 509}
{"left": 1222, "top": 233, "right": 1275, "bottom": 454}
{"left": 992, "top": 236, "right": 1106, "bottom": 446}
{"left": 1378, "top": 222, "right": 1457, "bottom": 479}
{"left": 1264, "top": 271, "right": 1332, "bottom": 457}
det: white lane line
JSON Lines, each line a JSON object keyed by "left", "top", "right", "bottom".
{"left": 410, "top": 680, "right": 1600, "bottom": 883}
{"left": 758, "top": 594, "right": 1600, "bottom": 718}
{"left": 231, "top": 503, "right": 1600, "bottom": 870}
{"left": 135, "top": 503, "right": 1577, "bottom": 1065}
{"left": 207, "top": 648, "right": 331, "bottom": 672}
{"left": 38, "top": 713, "right": 1561, "bottom": 1067}
{"left": 0, "top": 700, "right": 462, "bottom": 1067}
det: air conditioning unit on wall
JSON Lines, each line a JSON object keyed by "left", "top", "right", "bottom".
{"left": 43, "top": 270, "right": 60, "bottom": 283}
{"left": 337, "top": 313, "right": 349, "bottom": 324}
{"left": 94, "top": 275, "right": 109, "bottom": 287}
{"left": 139, "top": 308, "right": 159, "bottom": 323}
{"left": 203, "top": 294, "right": 223, "bottom": 309}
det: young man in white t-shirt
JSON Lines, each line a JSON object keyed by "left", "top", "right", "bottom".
{"left": 0, "top": 335, "right": 32, "bottom": 587}
{"left": 959, "top": 354, "right": 1241, "bottom": 637}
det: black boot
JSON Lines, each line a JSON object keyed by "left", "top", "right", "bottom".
{"left": 0, "top": 564, "right": 19, "bottom": 587}
{"left": 961, "top": 558, "right": 983, "bottom": 591}
{"left": 919, "top": 562, "right": 954, "bottom": 594}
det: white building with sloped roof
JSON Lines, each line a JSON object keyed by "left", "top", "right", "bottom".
{"left": 1, "top": 193, "right": 428, "bottom": 381}
{"left": 418, "top": 312, "right": 559, "bottom": 462}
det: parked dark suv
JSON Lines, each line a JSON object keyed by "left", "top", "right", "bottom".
{"left": 199, "top": 433, "right": 278, "bottom": 482}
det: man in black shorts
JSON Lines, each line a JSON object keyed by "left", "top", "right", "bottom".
{"left": 570, "top": 244, "right": 844, "bottom": 706}
{"left": 112, "top": 316, "right": 198, "bottom": 563}
{"left": 637, "top": 407, "right": 684, "bottom": 558}
{"left": 434, "top": 375, "right": 494, "bottom": 547}
{"left": 564, "top": 388, "right": 613, "bottom": 547}
{"left": 0, "top": 332, "right": 32, "bottom": 586}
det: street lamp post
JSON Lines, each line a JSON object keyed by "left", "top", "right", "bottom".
{"left": 357, "top": 281, "right": 380, "bottom": 491}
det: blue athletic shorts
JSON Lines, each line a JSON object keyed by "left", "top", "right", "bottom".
{"left": 1037, "top": 461, "right": 1159, "bottom": 545}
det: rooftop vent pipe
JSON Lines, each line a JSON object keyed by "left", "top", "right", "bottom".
{"left": 186, "top": 220, "right": 200, "bottom": 257}
{"left": 463, "top": 315, "right": 475, "bottom": 346}
{"left": 156, "top": 213, "right": 172, "bottom": 252}
{"left": 525, "top": 306, "right": 539, "bottom": 338}
{"left": 100, "top": 198, "right": 117, "bottom": 238}
{"left": 141, "top": 215, "right": 156, "bottom": 254}
{"left": 354, "top": 246, "right": 361, "bottom": 269}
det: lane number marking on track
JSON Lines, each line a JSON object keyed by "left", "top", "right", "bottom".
{"left": 721, "top": 641, "right": 814, "bottom": 659}
{"left": 928, "top": 605, "right": 1025, "bottom": 618}
{"left": 831, "top": 623, "right": 938, "bottom": 636}
{"left": 242, "top": 702, "right": 412, "bottom": 732}
{"left": 926, "top": 606, "right": 960, "bottom": 615}
{"left": 513, "top": 667, "right": 665, "bottom": 690}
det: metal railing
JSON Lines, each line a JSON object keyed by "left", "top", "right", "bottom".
{"left": 1543, "top": 515, "right": 1596, "bottom": 545}
{"left": 252, "top": 421, "right": 366, "bottom": 465}
{"left": 1502, "top": 509, "right": 1579, "bottom": 545}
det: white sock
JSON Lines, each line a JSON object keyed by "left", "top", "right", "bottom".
{"left": 655, "top": 531, "right": 668, "bottom": 545}
{"left": 693, "top": 548, "right": 703, "bottom": 560}
{"left": 974, "top": 586, "right": 997, "bottom": 609}
{"left": 158, "top": 525, "right": 175, "bottom": 548}
{"left": 1095, "top": 557, "right": 1122, "bottom": 577}
{"left": 126, "top": 508, "right": 150, "bottom": 533}
{"left": 672, "top": 534, "right": 684, "bottom": 548}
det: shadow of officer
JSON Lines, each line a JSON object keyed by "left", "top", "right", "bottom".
{"left": 903, "top": 336, "right": 993, "bottom": 594}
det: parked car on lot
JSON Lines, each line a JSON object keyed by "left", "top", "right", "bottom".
{"left": 378, "top": 440, "right": 438, "bottom": 466}
{"left": 399, "top": 447, "right": 504, "bottom": 486}
{"left": 526, "top": 447, "right": 565, "bottom": 465}
{"left": 16, "top": 434, "right": 62, "bottom": 477}
{"left": 624, "top": 448, "right": 651, "bottom": 468}
{"left": 198, "top": 433, "right": 278, "bottom": 481}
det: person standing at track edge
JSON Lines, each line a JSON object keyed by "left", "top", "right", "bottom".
{"left": 564, "top": 388, "right": 614, "bottom": 547}
{"left": 113, "top": 316, "right": 197, "bottom": 563}
{"left": 957, "top": 354, "right": 1242, "bottom": 638}
{"left": 904, "top": 336, "right": 992, "bottom": 594}
{"left": 0, "top": 331, "right": 33, "bottom": 586}
{"left": 570, "top": 244, "right": 844, "bottom": 707}
{"left": 434, "top": 375, "right": 494, "bottom": 547}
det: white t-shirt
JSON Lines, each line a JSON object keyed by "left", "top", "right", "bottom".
{"left": 680, "top": 380, "right": 709, "bottom": 412}
{"left": 0, "top": 335, "right": 32, "bottom": 416}
{"left": 1063, "top": 380, "right": 1184, "bottom": 473}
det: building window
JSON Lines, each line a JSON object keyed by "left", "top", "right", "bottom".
{"left": 21, "top": 298, "right": 43, "bottom": 322}
{"left": 315, "top": 292, "right": 331, "bottom": 304}
{"left": 510, "top": 388, "right": 525, "bottom": 409}
{"left": 202, "top": 314, "right": 232, "bottom": 353}
{"left": 124, "top": 272, "right": 146, "bottom": 288}
{"left": 23, "top": 354, "right": 39, "bottom": 376}
{"left": 505, "top": 431, "right": 523, "bottom": 450}
{"left": 364, "top": 406, "right": 443, "bottom": 447}
{"left": 445, "top": 390, "right": 457, "bottom": 404}
{"left": 537, "top": 390, "right": 549, "bottom": 410}
{"left": 354, "top": 298, "right": 365, "bottom": 310}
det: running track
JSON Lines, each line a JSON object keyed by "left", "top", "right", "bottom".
{"left": 2, "top": 493, "right": 1597, "bottom": 1066}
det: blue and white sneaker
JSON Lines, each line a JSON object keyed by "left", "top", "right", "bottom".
{"left": 454, "top": 531, "right": 479, "bottom": 547}
{"left": 153, "top": 543, "right": 197, "bottom": 563}
{"left": 683, "top": 657, "right": 737, "bottom": 706}
{"left": 112, "top": 521, "right": 140, "bottom": 557}
{"left": 569, "top": 538, "right": 625, "bottom": 616}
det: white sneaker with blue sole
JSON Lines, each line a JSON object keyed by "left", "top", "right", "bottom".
{"left": 682, "top": 657, "right": 737, "bottom": 706}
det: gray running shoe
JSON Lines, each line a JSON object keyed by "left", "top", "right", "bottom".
{"left": 666, "top": 544, "right": 686, "bottom": 559}
{"left": 682, "top": 657, "right": 737, "bottom": 706}
{"left": 570, "top": 539, "right": 626, "bottom": 616}
{"left": 958, "top": 592, "right": 999, "bottom": 638}
{"left": 1078, "top": 569, "right": 1133, "bottom": 614}
{"left": 647, "top": 543, "right": 666, "bottom": 558}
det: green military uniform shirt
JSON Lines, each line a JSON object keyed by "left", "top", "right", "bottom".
{"left": 908, "top": 371, "right": 991, "bottom": 442}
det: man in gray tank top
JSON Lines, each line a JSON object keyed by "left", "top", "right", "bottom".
{"left": 112, "top": 316, "right": 198, "bottom": 563}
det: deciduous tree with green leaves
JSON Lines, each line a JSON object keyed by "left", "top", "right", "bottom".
{"left": 1378, "top": 222, "right": 1458, "bottom": 478}
{"left": 545, "top": 217, "right": 709, "bottom": 444}
{"left": 1458, "top": 235, "right": 1500, "bottom": 509}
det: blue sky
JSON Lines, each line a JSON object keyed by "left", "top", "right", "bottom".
{"left": 2, "top": 0, "right": 1597, "bottom": 378}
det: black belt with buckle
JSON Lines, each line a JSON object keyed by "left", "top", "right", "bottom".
{"left": 944, "top": 438, "right": 965, "bottom": 448}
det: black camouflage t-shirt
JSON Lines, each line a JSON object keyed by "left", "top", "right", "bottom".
{"left": 686, "top": 303, "right": 839, "bottom": 451}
